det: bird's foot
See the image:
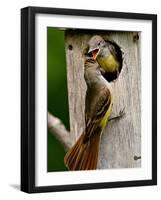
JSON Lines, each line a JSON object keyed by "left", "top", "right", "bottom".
{"left": 109, "top": 107, "right": 125, "bottom": 122}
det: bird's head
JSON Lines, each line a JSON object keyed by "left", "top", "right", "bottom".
{"left": 88, "top": 35, "right": 106, "bottom": 60}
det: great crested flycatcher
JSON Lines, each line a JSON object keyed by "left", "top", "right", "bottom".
{"left": 64, "top": 57, "right": 113, "bottom": 170}
{"left": 88, "top": 35, "right": 123, "bottom": 82}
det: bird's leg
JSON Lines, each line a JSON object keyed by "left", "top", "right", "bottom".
{"left": 109, "top": 108, "right": 125, "bottom": 122}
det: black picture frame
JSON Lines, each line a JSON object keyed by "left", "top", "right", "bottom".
{"left": 21, "top": 6, "right": 157, "bottom": 193}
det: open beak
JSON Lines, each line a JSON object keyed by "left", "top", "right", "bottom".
{"left": 88, "top": 48, "right": 99, "bottom": 60}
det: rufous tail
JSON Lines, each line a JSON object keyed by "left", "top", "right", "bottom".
{"left": 64, "top": 132, "right": 101, "bottom": 170}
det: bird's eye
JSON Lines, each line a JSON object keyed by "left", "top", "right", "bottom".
{"left": 98, "top": 42, "right": 100, "bottom": 46}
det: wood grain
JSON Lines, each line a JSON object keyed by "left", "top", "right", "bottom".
{"left": 65, "top": 30, "right": 141, "bottom": 169}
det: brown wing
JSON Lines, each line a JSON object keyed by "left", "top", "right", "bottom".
{"left": 83, "top": 87, "right": 111, "bottom": 143}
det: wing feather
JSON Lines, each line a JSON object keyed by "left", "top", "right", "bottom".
{"left": 84, "top": 87, "right": 111, "bottom": 143}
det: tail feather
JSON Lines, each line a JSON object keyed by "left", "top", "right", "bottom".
{"left": 64, "top": 132, "right": 100, "bottom": 170}
{"left": 65, "top": 134, "right": 84, "bottom": 169}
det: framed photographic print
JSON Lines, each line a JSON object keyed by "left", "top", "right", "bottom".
{"left": 21, "top": 6, "right": 157, "bottom": 193}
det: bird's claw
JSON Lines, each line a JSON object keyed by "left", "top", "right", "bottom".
{"left": 119, "top": 107, "right": 125, "bottom": 117}
{"left": 108, "top": 107, "right": 125, "bottom": 122}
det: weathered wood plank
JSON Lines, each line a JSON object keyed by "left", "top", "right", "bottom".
{"left": 65, "top": 30, "right": 141, "bottom": 169}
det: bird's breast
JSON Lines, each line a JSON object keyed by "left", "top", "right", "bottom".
{"left": 97, "top": 54, "right": 119, "bottom": 73}
{"left": 99, "top": 100, "right": 113, "bottom": 131}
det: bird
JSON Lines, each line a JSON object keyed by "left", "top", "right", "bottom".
{"left": 88, "top": 35, "right": 123, "bottom": 82}
{"left": 64, "top": 56, "right": 113, "bottom": 170}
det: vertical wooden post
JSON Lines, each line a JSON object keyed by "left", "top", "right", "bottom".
{"left": 65, "top": 30, "right": 141, "bottom": 169}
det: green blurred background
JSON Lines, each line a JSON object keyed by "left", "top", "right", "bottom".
{"left": 47, "top": 27, "right": 69, "bottom": 172}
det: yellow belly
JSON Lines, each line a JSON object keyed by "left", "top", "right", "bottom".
{"left": 97, "top": 54, "right": 119, "bottom": 73}
{"left": 99, "top": 101, "right": 112, "bottom": 136}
